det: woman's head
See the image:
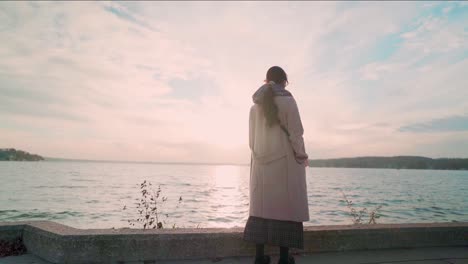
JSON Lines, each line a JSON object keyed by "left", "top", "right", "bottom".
{"left": 266, "top": 66, "right": 288, "bottom": 86}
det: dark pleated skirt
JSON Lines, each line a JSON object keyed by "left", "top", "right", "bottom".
{"left": 243, "top": 216, "right": 304, "bottom": 249}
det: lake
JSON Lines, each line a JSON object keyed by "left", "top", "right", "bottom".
{"left": 0, "top": 161, "right": 467, "bottom": 229}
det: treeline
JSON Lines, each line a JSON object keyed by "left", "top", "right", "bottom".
{"left": 0, "top": 148, "right": 44, "bottom": 161}
{"left": 309, "top": 156, "right": 468, "bottom": 170}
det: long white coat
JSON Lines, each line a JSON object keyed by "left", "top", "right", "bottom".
{"left": 249, "top": 96, "right": 310, "bottom": 222}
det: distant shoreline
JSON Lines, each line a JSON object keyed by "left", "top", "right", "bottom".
{"left": 2, "top": 149, "right": 468, "bottom": 170}
{"left": 0, "top": 148, "right": 44, "bottom": 161}
{"left": 308, "top": 156, "right": 468, "bottom": 171}
{"left": 43, "top": 156, "right": 468, "bottom": 170}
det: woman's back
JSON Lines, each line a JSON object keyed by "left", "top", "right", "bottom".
{"left": 248, "top": 94, "right": 309, "bottom": 223}
{"left": 249, "top": 99, "right": 288, "bottom": 164}
{"left": 250, "top": 96, "right": 307, "bottom": 165}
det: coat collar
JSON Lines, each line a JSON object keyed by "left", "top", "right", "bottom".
{"left": 252, "top": 81, "right": 292, "bottom": 104}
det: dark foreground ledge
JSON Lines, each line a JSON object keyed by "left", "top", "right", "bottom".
{"left": 0, "top": 221, "right": 467, "bottom": 264}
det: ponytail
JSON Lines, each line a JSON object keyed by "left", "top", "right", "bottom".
{"left": 263, "top": 66, "right": 288, "bottom": 127}
{"left": 263, "top": 82, "right": 279, "bottom": 127}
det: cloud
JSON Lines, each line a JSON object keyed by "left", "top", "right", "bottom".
{"left": 399, "top": 115, "right": 468, "bottom": 133}
{"left": 1, "top": 1, "right": 467, "bottom": 162}
{"left": 166, "top": 76, "right": 218, "bottom": 101}
{"left": 102, "top": 3, "right": 158, "bottom": 32}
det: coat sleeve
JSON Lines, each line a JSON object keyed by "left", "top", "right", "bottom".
{"left": 249, "top": 105, "right": 255, "bottom": 151}
{"left": 286, "top": 98, "right": 308, "bottom": 163}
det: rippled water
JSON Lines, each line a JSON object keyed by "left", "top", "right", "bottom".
{"left": 0, "top": 161, "right": 467, "bottom": 229}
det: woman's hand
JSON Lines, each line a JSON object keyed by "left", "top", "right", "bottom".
{"left": 295, "top": 156, "right": 309, "bottom": 167}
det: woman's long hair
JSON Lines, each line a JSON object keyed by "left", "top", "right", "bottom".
{"left": 264, "top": 66, "right": 288, "bottom": 127}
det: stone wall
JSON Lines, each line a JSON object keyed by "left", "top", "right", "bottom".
{"left": 0, "top": 221, "right": 467, "bottom": 264}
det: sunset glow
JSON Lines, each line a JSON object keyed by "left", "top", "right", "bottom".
{"left": 1, "top": 1, "right": 467, "bottom": 163}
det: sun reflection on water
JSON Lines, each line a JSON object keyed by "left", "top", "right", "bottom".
{"left": 207, "top": 165, "right": 249, "bottom": 228}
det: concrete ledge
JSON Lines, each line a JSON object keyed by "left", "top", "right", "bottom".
{"left": 0, "top": 222, "right": 24, "bottom": 243}
{"left": 1, "top": 221, "right": 467, "bottom": 264}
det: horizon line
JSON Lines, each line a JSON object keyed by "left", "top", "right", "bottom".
{"left": 42, "top": 155, "right": 468, "bottom": 166}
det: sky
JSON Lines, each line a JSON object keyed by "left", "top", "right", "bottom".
{"left": 0, "top": 1, "right": 467, "bottom": 163}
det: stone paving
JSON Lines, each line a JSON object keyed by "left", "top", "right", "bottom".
{"left": 1, "top": 247, "right": 467, "bottom": 264}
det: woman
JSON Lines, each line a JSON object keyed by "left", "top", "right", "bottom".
{"left": 243, "top": 66, "right": 309, "bottom": 264}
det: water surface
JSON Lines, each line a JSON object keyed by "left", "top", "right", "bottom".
{"left": 0, "top": 161, "right": 466, "bottom": 229}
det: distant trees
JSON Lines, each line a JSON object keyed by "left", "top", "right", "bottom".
{"left": 309, "top": 156, "right": 468, "bottom": 170}
{"left": 0, "top": 148, "right": 44, "bottom": 161}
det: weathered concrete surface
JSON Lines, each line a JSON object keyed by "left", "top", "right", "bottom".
{"left": 0, "top": 221, "right": 467, "bottom": 264}
{"left": 0, "top": 221, "right": 25, "bottom": 242}
{"left": 0, "top": 254, "right": 51, "bottom": 264}
{"left": 159, "top": 246, "right": 468, "bottom": 264}
{"left": 1, "top": 247, "right": 467, "bottom": 264}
